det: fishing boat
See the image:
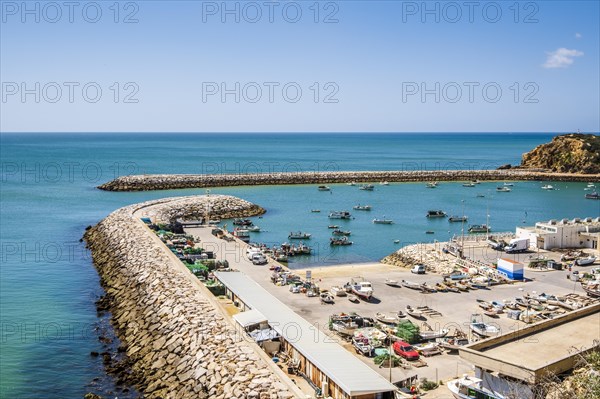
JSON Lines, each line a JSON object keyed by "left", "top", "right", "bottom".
{"left": 425, "top": 231, "right": 435, "bottom": 234}
{"left": 575, "top": 256, "right": 596, "bottom": 266}
{"left": 310, "top": 209, "right": 321, "bottom": 213}
{"left": 246, "top": 225, "right": 261, "bottom": 232}
{"left": 328, "top": 211, "right": 352, "bottom": 219}
{"left": 468, "top": 224, "right": 490, "bottom": 233}
{"left": 405, "top": 305, "right": 424, "bottom": 319}
{"left": 288, "top": 231, "right": 311, "bottom": 239}
{"left": 448, "top": 215, "right": 468, "bottom": 222}
{"left": 581, "top": 282, "right": 600, "bottom": 298}
{"left": 359, "top": 184, "right": 375, "bottom": 191}
{"left": 353, "top": 204, "right": 372, "bottom": 211}
{"left": 332, "top": 229, "right": 351, "bottom": 236}
{"left": 496, "top": 186, "right": 511, "bottom": 192}
{"left": 233, "top": 218, "right": 253, "bottom": 226}
{"left": 330, "top": 286, "right": 347, "bottom": 297}
{"left": 503, "top": 182, "right": 514, "bottom": 186}
{"left": 373, "top": 217, "right": 394, "bottom": 224}
{"left": 419, "top": 329, "right": 449, "bottom": 340}
{"left": 351, "top": 280, "right": 374, "bottom": 300}
{"left": 401, "top": 280, "right": 424, "bottom": 291}
{"left": 375, "top": 312, "right": 398, "bottom": 324}
{"left": 426, "top": 210, "right": 447, "bottom": 218}
{"left": 232, "top": 228, "right": 251, "bottom": 243}
{"left": 380, "top": 181, "right": 389, "bottom": 186}
{"left": 585, "top": 191, "right": 600, "bottom": 199}
{"left": 426, "top": 182, "right": 438, "bottom": 188}
{"left": 462, "top": 182, "right": 475, "bottom": 187}
{"left": 541, "top": 184, "right": 555, "bottom": 190}
{"left": 347, "top": 182, "right": 356, "bottom": 186}
{"left": 352, "top": 337, "right": 373, "bottom": 356}
{"left": 447, "top": 375, "right": 506, "bottom": 399}
{"left": 330, "top": 237, "right": 353, "bottom": 246}
{"left": 470, "top": 315, "right": 499, "bottom": 337}
{"left": 328, "top": 225, "right": 339, "bottom": 229}
{"left": 331, "top": 320, "right": 358, "bottom": 336}
{"left": 476, "top": 193, "right": 485, "bottom": 198}
{"left": 320, "top": 292, "right": 335, "bottom": 304}
{"left": 385, "top": 278, "right": 401, "bottom": 287}
{"left": 318, "top": 185, "right": 331, "bottom": 191}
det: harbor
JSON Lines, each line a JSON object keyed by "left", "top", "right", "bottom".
{"left": 173, "top": 213, "right": 599, "bottom": 398}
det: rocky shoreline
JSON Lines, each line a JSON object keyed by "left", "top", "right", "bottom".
{"left": 98, "top": 170, "right": 600, "bottom": 191}
{"left": 84, "top": 195, "right": 292, "bottom": 399}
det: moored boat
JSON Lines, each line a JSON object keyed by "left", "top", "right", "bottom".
{"left": 330, "top": 237, "right": 353, "bottom": 246}
{"left": 448, "top": 215, "right": 468, "bottom": 222}
{"left": 329, "top": 211, "right": 352, "bottom": 219}
{"left": 426, "top": 182, "right": 438, "bottom": 188}
{"left": 496, "top": 186, "right": 511, "bottom": 192}
{"left": 426, "top": 210, "right": 447, "bottom": 218}
{"left": 468, "top": 224, "right": 490, "bottom": 233}
{"left": 318, "top": 185, "right": 331, "bottom": 191}
{"left": 288, "top": 231, "right": 311, "bottom": 239}
{"left": 353, "top": 204, "right": 372, "bottom": 211}
{"left": 373, "top": 217, "right": 394, "bottom": 224}
{"left": 332, "top": 229, "right": 351, "bottom": 236}
{"left": 541, "top": 184, "right": 555, "bottom": 190}
{"left": 247, "top": 225, "right": 261, "bottom": 232}
{"left": 585, "top": 191, "right": 600, "bottom": 199}
{"left": 462, "top": 182, "right": 475, "bottom": 187}
{"left": 359, "top": 184, "right": 375, "bottom": 191}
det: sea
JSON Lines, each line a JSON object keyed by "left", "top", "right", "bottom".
{"left": 1, "top": 133, "right": 599, "bottom": 398}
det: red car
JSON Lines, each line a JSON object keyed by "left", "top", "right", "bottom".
{"left": 393, "top": 340, "right": 420, "bottom": 360}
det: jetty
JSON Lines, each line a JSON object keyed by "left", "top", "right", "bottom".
{"left": 97, "top": 170, "right": 600, "bottom": 191}
{"left": 84, "top": 195, "right": 299, "bottom": 399}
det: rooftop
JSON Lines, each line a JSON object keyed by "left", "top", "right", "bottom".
{"left": 214, "top": 271, "right": 397, "bottom": 396}
{"left": 459, "top": 303, "right": 600, "bottom": 383}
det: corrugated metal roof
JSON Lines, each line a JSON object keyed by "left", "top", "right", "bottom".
{"left": 233, "top": 308, "right": 267, "bottom": 328}
{"left": 215, "top": 271, "right": 397, "bottom": 396}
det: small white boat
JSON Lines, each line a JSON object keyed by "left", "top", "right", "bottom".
{"left": 353, "top": 204, "right": 372, "bottom": 211}
{"left": 496, "top": 186, "right": 511, "bottom": 192}
{"left": 385, "top": 278, "right": 401, "bottom": 287}
{"left": 247, "top": 225, "right": 261, "bottom": 232}
{"left": 401, "top": 280, "right": 424, "bottom": 291}
{"left": 373, "top": 217, "right": 393, "bottom": 224}
{"left": 320, "top": 292, "right": 335, "bottom": 304}
{"left": 375, "top": 312, "right": 397, "bottom": 324}
{"left": 405, "top": 305, "right": 424, "bottom": 319}
{"left": 352, "top": 337, "right": 373, "bottom": 356}
{"left": 426, "top": 182, "right": 438, "bottom": 188}
{"left": 359, "top": 184, "right": 375, "bottom": 191}
{"left": 470, "top": 321, "right": 499, "bottom": 337}
{"left": 318, "top": 185, "right": 331, "bottom": 191}
{"left": 462, "top": 182, "right": 475, "bottom": 187}
{"left": 288, "top": 231, "right": 311, "bottom": 239}
{"left": 351, "top": 280, "right": 374, "bottom": 300}
{"left": 379, "top": 181, "right": 389, "bottom": 186}
{"left": 329, "top": 211, "right": 352, "bottom": 219}
{"left": 575, "top": 256, "right": 596, "bottom": 266}
{"left": 419, "top": 329, "right": 449, "bottom": 340}
{"left": 331, "top": 320, "right": 358, "bottom": 336}
{"left": 447, "top": 375, "right": 506, "bottom": 399}
{"left": 448, "top": 215, "right": 468, "bottom": 222}
{"left": 347, "top": 182, "right": 356, "bottom": 186}
{"left": 541, "top": 184, "right": 555, "bottom": 190}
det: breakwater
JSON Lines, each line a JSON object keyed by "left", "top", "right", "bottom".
{"left": 98, "top": 170, "right": 600, "bottom": 191}
{"left": 84, "top": 195, "right": 294, "bottom": 399}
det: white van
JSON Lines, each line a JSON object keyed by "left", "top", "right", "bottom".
{"left": 411, "top": 265, "right": 426, "bottom": 274}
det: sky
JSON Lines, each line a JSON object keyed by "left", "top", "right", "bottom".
{"left": 1, "top": 0, "right": 599, "bottom": 133}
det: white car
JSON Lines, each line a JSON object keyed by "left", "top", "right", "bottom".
{"left": 411, "top": 265, "right": 426, "bottom": 274}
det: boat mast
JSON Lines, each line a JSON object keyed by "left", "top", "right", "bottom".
{"left": 486, "top": 194, "right": 490, "bottom": 236}
{"left": 461, "top": 199, "right": 465, "bottom": 251}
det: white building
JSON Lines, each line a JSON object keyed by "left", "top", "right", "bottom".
{"left": 515, "top": 217, "right": 600, "bottom": 250}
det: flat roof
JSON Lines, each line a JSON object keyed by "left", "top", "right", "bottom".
{"left": 233, "top": 309, "right": 267, "bottom": 328}
{"left": 460, "top": 304, "right": 600, "bottom": 382}
{"left": 215, "top": 271, "right": 397, "bottom": 396}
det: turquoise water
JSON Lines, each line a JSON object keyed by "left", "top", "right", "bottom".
{"left": 1, "top": 133, "right": 599, "bottom": 398}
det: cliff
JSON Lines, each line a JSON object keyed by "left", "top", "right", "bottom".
{"left": 520, "top": 134, "right": 600, "bottom": 174}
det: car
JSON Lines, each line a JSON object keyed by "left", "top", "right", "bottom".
{"left": 251, "top": 254, "right": 267, "bottom": 265}
{"left": 410, "top": 265, "right": 426, "bottom": 274}
{"left": 393, "top": 340, "right": 420, "bottom": 360}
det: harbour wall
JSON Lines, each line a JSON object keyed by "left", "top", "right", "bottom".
{"left": 84, "top": 195, "right": 296, "bottom": 399}
{"left": 98, "top": 170, "right": 600, "bottom": 191}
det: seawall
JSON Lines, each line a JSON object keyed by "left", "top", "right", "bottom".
{"left": 98, "top": 170, "right": 600, "bottom": 191}
{"left": 84, "top": 195, "right": 295, "bottom": 399}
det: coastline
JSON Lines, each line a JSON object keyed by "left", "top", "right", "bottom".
{"left": 83, "top": 195, "right": 298, "bottom": 398}
{"left": 98, "top": 170, "right": 600, "bottom": 191}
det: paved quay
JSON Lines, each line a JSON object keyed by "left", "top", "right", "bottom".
{"left": 186, "top": 225, "right": 597, "bottom": 397}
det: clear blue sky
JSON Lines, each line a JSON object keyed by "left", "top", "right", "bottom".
{"left": 1, "top": 0, "right": 598, "bottom": 132}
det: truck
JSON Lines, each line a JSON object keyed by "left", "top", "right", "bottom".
{"left": 504, "top": 238, "right": 529, "bottom": 253}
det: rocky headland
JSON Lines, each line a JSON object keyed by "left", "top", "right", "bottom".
{"left": 520, "top": 133, "right": 600, "bottom": 174}
{"left": 84, "top": 195, "right": 293, "bottom": 399}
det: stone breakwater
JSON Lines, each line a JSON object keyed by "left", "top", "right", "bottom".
{"left": 98, "top": 170, "right": 600, "bottom": 191}
{"left": 84, "top": 195, "right": 293, "bottom": 399}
